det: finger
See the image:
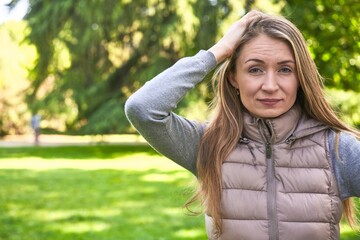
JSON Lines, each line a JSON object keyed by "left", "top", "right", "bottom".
{"left": 241, "top": 10, "right": 263, "bottom": 25}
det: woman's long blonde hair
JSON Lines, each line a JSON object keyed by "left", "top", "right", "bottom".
{"left": 186, "top": 13, "right": 360, "bottom": 235}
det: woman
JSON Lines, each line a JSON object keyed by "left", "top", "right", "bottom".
{"left": 125, "top": 10, "right": 360, "bottom": 239}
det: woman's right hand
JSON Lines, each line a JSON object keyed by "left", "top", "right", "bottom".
{"left": 208, "top": 10, "right": 264, "bottom": 63}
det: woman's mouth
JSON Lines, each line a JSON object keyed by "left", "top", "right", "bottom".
{"left": 258, "top": 98, "right": 281, "bottom": 106}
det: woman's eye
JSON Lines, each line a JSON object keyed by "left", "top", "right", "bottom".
{"left": 249, "top": 67, "right": 262, "bottom": 73}
{"left": 279, "top": 67, "right": 292, "bottom": 73}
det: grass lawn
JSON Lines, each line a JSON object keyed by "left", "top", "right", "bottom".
{"left": 0, "top": 144, "right": 359, "bottom": 239}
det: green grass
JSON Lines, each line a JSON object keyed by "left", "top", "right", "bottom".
{"left": 0, "top": 145, "right": 205, "bottom": 240}
{"left": 0, "top": 145, "right": 359, "bottom": 239}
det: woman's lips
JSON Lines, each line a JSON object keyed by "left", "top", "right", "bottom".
{"left": 258, "top": 98, "right": 281, "bottom": 106}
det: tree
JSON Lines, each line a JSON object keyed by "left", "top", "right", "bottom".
{"left": 5, "top": 0, "right": 359, "bottom": 134}
{"left": 276, "top": 0, "right": 360, "bottom": 128}
{"left": 15, "top": 0, "right": 234, "bottom": 134}
{"left": 0, "top": 21, "right": 36, "bottom": 136}
{"left": 278, "top": 0, "right": 360, "bottom": 91}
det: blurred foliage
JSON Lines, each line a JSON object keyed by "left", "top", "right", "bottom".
{"left": 326, "top": 89, "right": 360, "bottom": 128}
{"left": 0, "top": 21, "right": 36, "bottom": 135}
{"left": 279, "top": 0, "right": 360, "bottom": 91}
{"left": 0, "top": 0, "right": 359, "bottom": 135}
{"left": 19, "top": 0, "right": 237, "bottom": 134}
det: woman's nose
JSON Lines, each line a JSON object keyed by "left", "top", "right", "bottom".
{"left": 261, "top": 72, "right": 279, "bottom": 92}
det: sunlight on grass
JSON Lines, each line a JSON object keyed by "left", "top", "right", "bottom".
{"left": 50, "top": 222, "right": 110, "bottom": 233}
{"left": 0, "top": 154, "right": 182, "bottom": 171}
{"left": 1, "top": 134, "right": 147, "bottom": 145}
{"left": 116, "top": 200, "right": 147, "bottom": 209}
{"left": 0, "top": 146, "right": 205, "bottom": 240}
{"left": 30, "top": 209, "right": 121, "bottom": 222}
{"left": 162, "top": 207, "right": 183, "bottom": 216}
{"left": 142, "top": 173, "right": 175, "bottom": 182}
{"left": 175, "top": 229, "right": 205, "bottom": 238}
{"left": 141, "top": 171, "right": 190, "bottom": 183}
{"left": 341, "top": 224, "right": 353, "bottom": 234}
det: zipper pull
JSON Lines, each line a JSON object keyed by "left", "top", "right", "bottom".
{"left": 239, "top": 137, "right": 250, "bottom": 144}
{"left": 266, "top": 142, "right": 272, "bottom": 158}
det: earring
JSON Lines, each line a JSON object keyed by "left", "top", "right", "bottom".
{"left": 236, "top": 89, "right": 240, "bottom": 95}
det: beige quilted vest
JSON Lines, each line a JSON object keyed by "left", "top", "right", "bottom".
{"left": 205, "top": 106, "right": 343, "bottom": 240}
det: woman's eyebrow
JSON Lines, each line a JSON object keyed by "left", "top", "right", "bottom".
{"left": 244, "top": 59, "right": 295, "bottom": 64}
{"left": 277, "top": 60, "right": 295, "bottom": 64}
{"left": 245, "top": 58, "right": 264, "bottom": 63}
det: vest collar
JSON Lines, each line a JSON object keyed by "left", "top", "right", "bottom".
{"left": 241, "top": 105, "right": 326, "bottom": 144}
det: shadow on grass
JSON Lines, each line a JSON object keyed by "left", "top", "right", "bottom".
{"left": 0, "top": 144, "right": 158, "bottom": 159}
{"left": 0, "top": 167, "right": 205, "bottom": 240}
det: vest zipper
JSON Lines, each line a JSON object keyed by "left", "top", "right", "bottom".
{"left": 266, "top": 141, "right": 279, "bottom": 240}
{"left": 266, "top": 142, "right": 272, "bottom": 158}
{"left": 258, "top": 119, "right": 279, "bottom": 240}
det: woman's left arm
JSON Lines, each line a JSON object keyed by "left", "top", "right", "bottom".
{"left": 329, "top": 131, "right": 360, "bottom": 199}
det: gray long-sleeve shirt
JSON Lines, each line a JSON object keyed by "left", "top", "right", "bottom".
{"left": 125, "top": 50, "right": 360, "bottom": 200}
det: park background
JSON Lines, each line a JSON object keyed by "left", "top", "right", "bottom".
{"left": 0, "top": 0, "right": 359, "bottom": 239}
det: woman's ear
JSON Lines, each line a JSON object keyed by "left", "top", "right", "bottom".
{"left": 227, "top": 73, "right": 239, "bottom": 89}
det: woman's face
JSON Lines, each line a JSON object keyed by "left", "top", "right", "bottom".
{"left": 229, "top": 34, "right": 299, "bottom": 118}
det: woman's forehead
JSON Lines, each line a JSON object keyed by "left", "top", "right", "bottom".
{"left": 238, "top": 35, "right": 295, "bottom": 64}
